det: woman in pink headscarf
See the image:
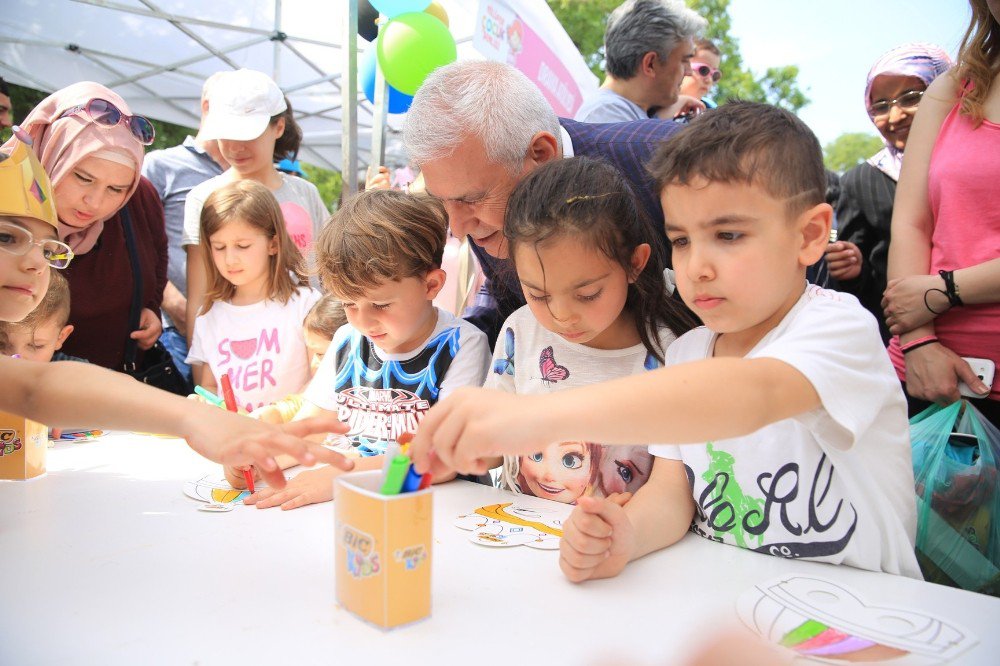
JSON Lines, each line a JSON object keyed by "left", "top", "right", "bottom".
{"left": 4, "top": 82, "right": 167, "bottom": 370}
{"left": 826, "top": 43, "right": 952, "bottom": 344}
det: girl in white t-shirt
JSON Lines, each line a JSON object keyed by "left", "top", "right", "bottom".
{"left": 489, "top": 157, "right": 696, "bottom": 504}
{"left": 182, "top": 69, "right": 328, "bottom": 340}
{"left": 186, "top": 180, "right": 319, "bottom": 413}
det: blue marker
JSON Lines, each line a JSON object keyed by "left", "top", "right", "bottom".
{"left": 400, "top": 465, "right": 423, "bottom": 493}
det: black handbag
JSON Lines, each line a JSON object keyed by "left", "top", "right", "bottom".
{"left": 120, "top": 206, "right": 191, "bottom": 396}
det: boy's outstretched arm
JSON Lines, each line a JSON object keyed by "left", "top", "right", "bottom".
{"left": 560, "top": 458, "right": 695, "bottom": 583}
{"left": 2, "top": 358, "right": 354, "bottom": 489}
{"left": 411, "top": 358, "right": 819, "bottom": 476}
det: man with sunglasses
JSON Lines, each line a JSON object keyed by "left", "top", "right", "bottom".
{"left": 575, "top": 0, "right": 706, "bottom": 124}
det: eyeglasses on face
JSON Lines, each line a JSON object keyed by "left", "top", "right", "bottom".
{"left": 690, "top": 61, "right": 722, "bottom": 82}
{"left": 867, "top": 89, "right": 924, "bottom": 119}
{"left": 57, "top": 98, "right": 156, "bottom": 145}
{"left": 0, "top": 221, "right": 75, "bottom": 269}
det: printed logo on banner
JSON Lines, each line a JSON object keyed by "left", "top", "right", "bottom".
{"left": 0, "top": 429, "right": 22, "bottom": 457}
{"left": 342, "top": 524, "right": 381, "bottom": 578}
{"left": 472, "top": 0, "right": 583, "bottom": 115}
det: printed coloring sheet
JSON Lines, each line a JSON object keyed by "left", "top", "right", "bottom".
{"left": 738, "top": 576, "right": 976, "bottom": 664}
{"left": 455, "top": 499, "right": 572, "bottom": 550}
{"left": 183, "top": 474, "right": 255, "bottom": 512}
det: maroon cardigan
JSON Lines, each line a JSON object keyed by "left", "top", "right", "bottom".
{"left": 61, "top": 177, "right": 168, "bottom": 370}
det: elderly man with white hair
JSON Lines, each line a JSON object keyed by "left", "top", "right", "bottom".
{"left": 576, "top": 0, "right": 707, "bottom": 123}
{"left": 405, "top": 60, "right": 688, "bottom": 346}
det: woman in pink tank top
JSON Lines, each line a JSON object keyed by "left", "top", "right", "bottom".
{"left": 882, "top": 0, "right": 1000, "bottom": 427}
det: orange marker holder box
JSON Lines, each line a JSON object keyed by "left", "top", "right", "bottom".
{"left": 0, "top": 411, "right": 47, "bottom": 480}
{"left": 334, "top": 470, "right": 432, "bottom": 629}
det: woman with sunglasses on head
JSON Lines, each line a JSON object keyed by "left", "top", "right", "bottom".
{"left": 181, "top": 69, "right": 327, "bottom": 344}
{"left": 827, "top": 44, "right": 952, "bottom": 344}
{"left": 2, "top": 82, "right": 167, "bottom": 371}
{"left": 882, "top": 0, "right": 1000, "bottom": 426}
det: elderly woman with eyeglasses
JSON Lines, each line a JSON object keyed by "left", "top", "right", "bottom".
{"left": 827, "top": 44, "right": 952, "bottom": 344}
{"left": 2, "top": 82, "right": 167, "bottom": 370}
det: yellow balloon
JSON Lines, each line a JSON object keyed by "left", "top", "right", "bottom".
{"left": 424, "top": 1, "right": 448, "bottom": 26}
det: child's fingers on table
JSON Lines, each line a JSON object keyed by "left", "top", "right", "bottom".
{"left": 243, "top": 487, "right": 276, "bottom": 505}
{"left": 562, "top": 526, "right": 612, "bottom": 556}
{"left": 566, "top": 509, "right": 614, "bottom": 540}
{"left": 559, "top": 555, "right": 601, "bottom": 583}
{"left": 252, "top": 487, "right": 292, "bottom": 509}
{"left": 280, "top": 493, "right": 315, "bottom": 511}
{"left": 560, "top": 546, "right": 610, "bottom": 574}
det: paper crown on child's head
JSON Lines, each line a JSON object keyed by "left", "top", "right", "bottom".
{"left": 0, "top": 128, "right": 59, "bottom": 230}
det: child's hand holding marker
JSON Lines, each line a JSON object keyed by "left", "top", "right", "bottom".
{"left": 183, "top": 410, "right": 355, "bottom": 490}
{"left": 409, "top": 387, "right": 555, "bottom": 477}
{"left": 559, "top": 493, "right": 635, "bottom": 583}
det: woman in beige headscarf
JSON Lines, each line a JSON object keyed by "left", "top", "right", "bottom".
{"left": 4, "top": 82, "right": 168, "bottom": 370}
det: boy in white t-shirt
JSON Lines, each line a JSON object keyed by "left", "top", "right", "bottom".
{"left": 244, "top": 189, "right": 490, "bottom": 510}
{"left": 409, "top": 102, "right": 920, "bottom": 579}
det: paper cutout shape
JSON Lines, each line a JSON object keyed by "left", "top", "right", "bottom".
{"left": 198, "top": 502, "right": 235, "bottom": 513}
{"left": 184, "top": 475, "right": 254, "bottom": 508}
{"left": 455, "top": 501, "right": 571, "bottom": 550}
{"left": 737, "top": 576, "right": 977, "bottom": 664}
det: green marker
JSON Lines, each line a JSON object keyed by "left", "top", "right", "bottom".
{"left": 194, "top": 385, "right": 225, "bottom": 407}
{"left": 380, "top": 455, "right": 411, "bottom": 495}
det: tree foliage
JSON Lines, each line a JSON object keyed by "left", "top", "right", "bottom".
{"left": 823, "top": 132, "right": 884, "bottom": 174}
{"left": 547, "top": 0, "right": 809, "bottom": 113}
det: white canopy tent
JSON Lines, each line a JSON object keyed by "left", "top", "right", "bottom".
{"left": 0, "top": 0, "right": 598, "bottom": 177}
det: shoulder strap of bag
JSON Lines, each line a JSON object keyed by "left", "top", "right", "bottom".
{"left": 120, "top": 205, "right": 144, "bottom": 372}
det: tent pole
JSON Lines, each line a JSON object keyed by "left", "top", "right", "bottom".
{"left": 273, "top": 0, "right": 282, "bottom": 84}
{"left": 370, "top": 12, "right": 389, "bottom": 177}
{"left": 342, "top": 0, "right": 359, "bottom": 198}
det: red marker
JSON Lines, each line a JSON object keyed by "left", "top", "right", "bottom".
{"left": 417, "top": 473, "right": 433, "bottom": 491}
{"left": 219, "top": 374, "right": 255, "bottom": 493}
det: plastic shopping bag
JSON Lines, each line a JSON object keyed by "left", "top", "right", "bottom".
{"left": 910, "top": 400, "right": 1000, "bottom": 596}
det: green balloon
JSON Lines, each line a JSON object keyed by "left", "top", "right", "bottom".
{"left": 376, "top": 12, "right": 457, "bottom": 96}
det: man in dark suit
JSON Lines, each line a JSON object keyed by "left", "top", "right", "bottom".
{"left": 404, "top": 61, "right": 685, "bottom": 345}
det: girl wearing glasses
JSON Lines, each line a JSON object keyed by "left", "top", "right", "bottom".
{"left": 3, "top": 82, "right": 167, "bottom": 371}
{"left": 882, "top": 1, "right": 1000, "bottom": 427}
{"left": 828, "top": 44, "right": 952, "bottom": 344}
{"left": 679, "top": 38, "right": 721, "bottom": 109}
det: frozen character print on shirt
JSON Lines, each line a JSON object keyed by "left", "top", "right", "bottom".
{"left": 330, "top": 326, "right": 464, "bottom": 456}
{"left": 505, "top": 442, "right": 653, "bottom": 504}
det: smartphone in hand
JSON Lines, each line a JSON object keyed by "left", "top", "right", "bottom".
{"left": 959, "top": 357, "right": 996, "bottom": 398}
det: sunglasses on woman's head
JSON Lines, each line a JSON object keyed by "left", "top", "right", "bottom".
{"left": 691, "top": 61, "right": 722, "bottom": 82}
{"left": 57, "top": 98, "right": 156, "bottom": 146}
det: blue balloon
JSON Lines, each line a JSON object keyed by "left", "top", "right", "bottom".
{"left": 360, "top": 46, "right": 414, "bottom": 114}
{"left": 369, "top": 0, "right": 430, "bottom": 18}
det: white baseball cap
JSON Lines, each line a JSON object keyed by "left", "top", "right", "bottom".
{"left": 201, "top": 69, "right": 287, "bottom": 141}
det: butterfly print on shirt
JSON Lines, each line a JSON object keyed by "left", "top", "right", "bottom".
{"left": 539, "top": 346, "right": 570, "bottom": 386}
